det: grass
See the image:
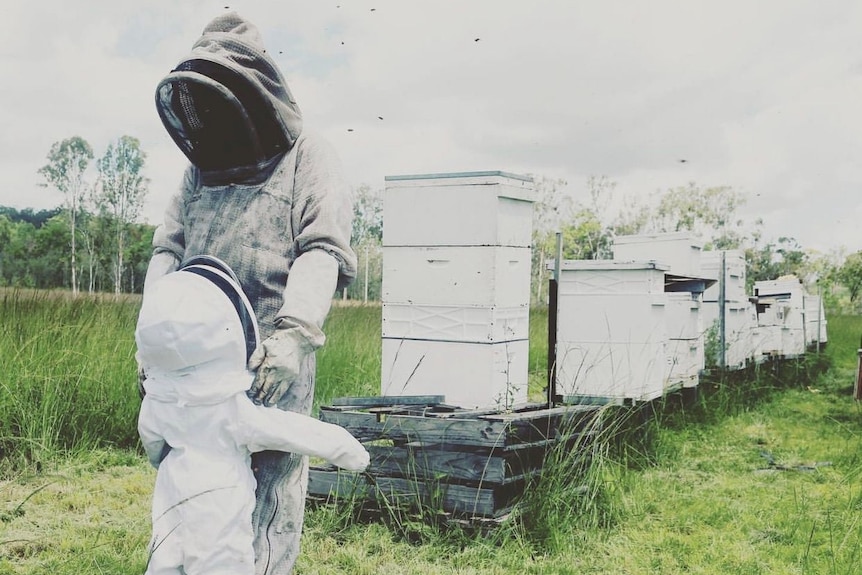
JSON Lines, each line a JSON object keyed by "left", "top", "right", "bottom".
{"left": 0, "top": 289, "right": 141, "bottom": 471}
{"left": 1, "top": 293, "right": 862, "bottom": 574}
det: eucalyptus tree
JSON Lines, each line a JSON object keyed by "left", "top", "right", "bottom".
{"left": 38, "top": 136, "right": 93, "bottom": 294}
{"left": 95, "top": 136, "right": 149, "bottom": 293}
{"left": 349, "top": 184, "right": 383, "bottom": 302}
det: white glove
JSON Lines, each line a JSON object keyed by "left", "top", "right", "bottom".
{"left": 247, "top": 326, "right": 316, "bottom": 406}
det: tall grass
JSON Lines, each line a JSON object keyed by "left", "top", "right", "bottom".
{"left": 0, "top": 290, "right": 142, "bottom": 469}
{"left": 317, "top": 305, "right": 553, "bottom": 408}
{"left": 822, "top": 315, "right": 862, "bottom": 371}
{"left": 315, "top": 304, "right": 383, "bottom": 408}
{"left": 3, "top": 294, "right": 862, "bottom": 574}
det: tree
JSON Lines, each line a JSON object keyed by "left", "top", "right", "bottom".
{"left": 838, "top": 251, "right": 862, "bottom": 304}
{"left": 0, "top": 215, "right": 11, "bottom": 283}
{"left": 530, "top": 175, "right": 572, "bottom": 304}
{"left": 349, "top": 184, "right": 383, "bottom": 302}
{"left": 38, "top": 136, "right": 93, "bottom": 294}
{"left": 745, "top": 232, "right": 809, "bottom": 289}
{"left": 0, "top": 206, "right": 62, "bottom": 228}
{"left": 351, "top": 184, "right": 383, "bottom": 246}
{"left": 649, "top": 183, "right": 747, "bottom": 249}
{"left": 95, "top": 136, "right": 148, "bottom": 294}
{"left": 32, "top": 215, "right": 71, "bottom": 288}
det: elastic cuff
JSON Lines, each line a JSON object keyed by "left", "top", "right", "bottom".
{"left": 273, "top": 318, "right": 325, "bottom": 350}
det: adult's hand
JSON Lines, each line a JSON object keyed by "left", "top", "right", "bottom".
{"left": 247, "top": 327, "right": 314, "bottom": 407}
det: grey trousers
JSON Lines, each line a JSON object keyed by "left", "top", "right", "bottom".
{"left": 251, "top": 354, "right": 316, "bottom": 575}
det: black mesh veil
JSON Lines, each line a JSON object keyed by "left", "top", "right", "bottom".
{"left": 156, "top": 60, "right": 288, "bottom": 172}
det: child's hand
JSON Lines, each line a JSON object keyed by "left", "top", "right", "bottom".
{"left": 328, "top": 429, "right": 370, "bottom": 472}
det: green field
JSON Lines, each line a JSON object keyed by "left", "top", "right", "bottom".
{"left": 1, "top": 293, "right": 861, "bottom": 574}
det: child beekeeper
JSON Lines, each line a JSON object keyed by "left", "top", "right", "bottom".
{"left": 136, "top": 257, "right": 369, "bottom": 575}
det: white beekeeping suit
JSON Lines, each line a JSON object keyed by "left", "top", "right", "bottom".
{"left": 137, "top": 258, "right": 368, "bottom": 575}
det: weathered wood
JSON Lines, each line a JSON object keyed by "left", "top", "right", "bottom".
{"left": 329, "top": 395, "right": 445, "bottom": 408}
{"left": 481, "top": 404, "right": 603, "bottom": 444}
{"left": 366, "top": 441, "right": 554, "bottom": 485}
{"left": 319, "top": 409, "right": 514, "bottom": 447}
{"left": 320, "top": 403, "right": 603, "bottom": 447}
{"left": 308, "top": 467, "right": 523, "bottom": 517}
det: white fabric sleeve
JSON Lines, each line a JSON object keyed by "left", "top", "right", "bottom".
{"left": 235, "top": 396, "right": 369, "bottom": 471}
{"left": 274, "top": 249, "right": 339, "bottom": 348}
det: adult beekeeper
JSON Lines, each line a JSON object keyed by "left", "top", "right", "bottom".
{"left": 145, "top": 11, "right": 357, "bottom": 574}
{"left": 137, "top": 258, "right": 368, "bottom": 575}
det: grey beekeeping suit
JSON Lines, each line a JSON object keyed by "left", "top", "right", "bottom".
{"left": 148, "top": 11, "right": 357, "bottom": 574}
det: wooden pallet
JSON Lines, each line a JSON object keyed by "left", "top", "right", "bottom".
{"left": 308, "top": 396, "right": 603, "bottom": 519}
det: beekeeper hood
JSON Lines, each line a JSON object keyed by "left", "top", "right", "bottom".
{"left": 155, "top": 12, "right": 302, "bottom": 182}
{"left": 136, "top": 256, "right": 260, "bottom": 404}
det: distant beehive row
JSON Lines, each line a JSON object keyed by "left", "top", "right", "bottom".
{"left": 554, "top": 233, "right": 827, "bottom": 404}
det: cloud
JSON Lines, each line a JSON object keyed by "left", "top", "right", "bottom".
{"left": 3, "top": 0, "right": 862, "bottom": 255}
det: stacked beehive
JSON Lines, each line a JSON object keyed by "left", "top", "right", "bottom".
{"left": 612, "top": 232, "right": 706, "bottom": 391}
{"left": 803, "top": 294, "right": 828, "bottom": 350}
{"left": 380, "top": 171, "right": 535, "bottom": 409}
{"left": 612, "top": 231, "right": 704, "bottom": 278}
{"left": 701, "top": 250, "right": 758, "bottom": 369}
{"left": 754, "top": 276, "right": 807, "bottom": 358}
{"left": 554, "top": 260, "right": 673, "bottom": 403}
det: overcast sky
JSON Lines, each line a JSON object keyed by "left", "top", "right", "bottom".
{"left": 3, "top": 0, "right": 861, "bottom": 255}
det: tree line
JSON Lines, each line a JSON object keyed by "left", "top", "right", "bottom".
{"left": 6, "top": 135, "right": 862, "bottom": 310}
{"left": 349, "top": 175, "right": 862, "bottom": 313}
{"left": 1, "top": 135, "right": 151, "bottom": 293}
{"left": 528, "top": 175, "right": 862, "bottom": 313}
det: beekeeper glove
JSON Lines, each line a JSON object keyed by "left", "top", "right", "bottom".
{"left": 248, "top": 249, "right": 339, "bottom": 406}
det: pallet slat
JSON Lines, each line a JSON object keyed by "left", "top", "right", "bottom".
{"left": 308, "top": 468, "right": 521, "bottom": 518}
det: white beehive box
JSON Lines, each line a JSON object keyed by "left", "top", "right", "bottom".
{"left": 701, "top": 301, "right": 758, "bottom": 369}
{"left": 381, "top": 338, "right": 529, "bottom": 409}
{"left": 383, "top": 171, "right": 535, "bottom": 247}
{"left": 555, "top": 293, "right": 669, "bottom": 345}
{"left": 727, "top": 304, "right": 758, "bottom": 367}
{"left": 379, "top": 170, "right": 535, "bottom": 409}
{"left": 781, "top": 327, "right": 806, "bottom": 358}
{"left": 804, "top": 295, "right": 828, "bottom": 346}
{"left": 664, "top": 293, "right": 703, "bottom": 388}
{"left": 553, "top": 259, "right": 711, "bottom": 402}
{"left": 666, "top": 338, "right": 703, "bottom": 388}
{"left": 381, "top": 303, "right": 530, "bottom": 343}
{"left": 749, "top": 326, "right": 768, "bottom": 363}
{"left": 555, "top": 340, "right": 669, "bottom": 402}
{"left": 554, "top": 266, "right": 668, "bottom": 402}
{"left": 382, "top": 245, "right": 532, "bottom": 307}
{"left": 612, "top": 232, "right": 704, "bottom": 278}
{"left": 665, "top": 292, "right": 701, "bottom": 340}
{"left": 553, "top": 260, "right": 669, "bottom": 295}
{"left": 701, "top": 250, "right": 747, "bottom": 302}
{"left": 755, "top": 276, "right": 804, "bottom": 297}
{"left": 755, "top": 324, "right": 783, "bottom": 357}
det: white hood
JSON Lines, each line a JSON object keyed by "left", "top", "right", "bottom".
{"left": 136, "top": 258, "right": 259, "bottom": 405}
